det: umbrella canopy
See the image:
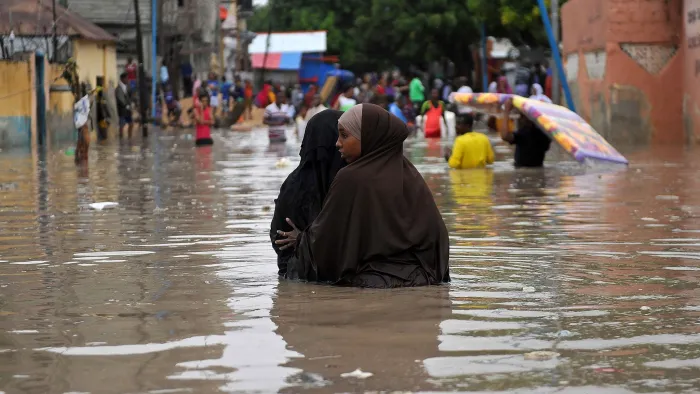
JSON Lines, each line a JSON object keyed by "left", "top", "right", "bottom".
{"left": 451, "top": 92, "right": 628, "bottom": 165}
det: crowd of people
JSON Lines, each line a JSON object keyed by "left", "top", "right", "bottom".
{"left": 267, "top": 66, "right": 561, "bottom": 288}
{"left": 115, "top": 59, "right": 555, "bottom": 166}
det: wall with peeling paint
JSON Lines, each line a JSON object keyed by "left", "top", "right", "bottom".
{"left": 562, "top": 0, "right": 687, "bottom": 145}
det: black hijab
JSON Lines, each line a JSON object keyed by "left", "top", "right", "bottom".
{"left": 270, "top": 109, "right": 344, "bottom": 275}
{"left": 295, "top": 104, "right": 450, "bottom": 287}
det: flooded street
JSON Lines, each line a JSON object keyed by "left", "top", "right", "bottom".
{"left": 2, "top": 128, "right": 700, "bottom": 393}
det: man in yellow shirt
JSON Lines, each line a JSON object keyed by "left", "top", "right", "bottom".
{"left": 444, "top": 114, "right": 495, "bottom": 169}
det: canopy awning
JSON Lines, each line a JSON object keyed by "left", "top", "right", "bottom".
{"left": 251, "top": 52, "right": 302, "bottom": 70}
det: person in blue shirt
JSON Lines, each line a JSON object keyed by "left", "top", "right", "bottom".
{"left": 388, "top": 96, "right": 408, "bottom": 123}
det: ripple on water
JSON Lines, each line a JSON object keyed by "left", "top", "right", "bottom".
{"left": 1, "top": 130, "right": 700, "bottom": 392}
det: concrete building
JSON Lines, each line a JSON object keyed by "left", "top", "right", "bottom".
{"left": 0, "top": 0, "right": 117, "bottom": 149}
{"left": 562, "top": 0, "right": 699, "bottom": 145}
{"left": 64, "top": 0, "right": 217, "bottom": 79}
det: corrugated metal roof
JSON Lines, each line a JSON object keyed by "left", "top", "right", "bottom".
{"left": 251, "top": 52, "right": 302, "bottom": 70}
{"left": 61, "top": 0, "right": 152, "bottom": 26}
{"left": 0, "top": 0, "right": 115, "bottom": 42}
{"left": 249, "top": 31, "right": 326, "bottom": 54}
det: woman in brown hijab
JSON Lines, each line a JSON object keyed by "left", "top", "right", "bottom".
{"left": 275, "top": 103, "right": 450, "bottom": 288}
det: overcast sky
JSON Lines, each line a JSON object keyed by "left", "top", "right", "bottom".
{"left": 253, "top": 0, "right": 268, "bottom": 5}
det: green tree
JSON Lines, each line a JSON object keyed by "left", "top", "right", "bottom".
{"left": 248, "top": 0, "right": 566, "bottom": 72}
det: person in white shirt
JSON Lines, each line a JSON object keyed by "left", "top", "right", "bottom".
{"left": 305, "top": 94, "right": 327, "bottom": 121}
{"left": 455, "top": 79, "right": 474, "bottom": 115}
{"left": 264, "top": 93, "right": 291, "bottom": 143}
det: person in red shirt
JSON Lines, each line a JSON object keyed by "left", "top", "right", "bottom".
{"left": 195, "top": 93, "right": 215, "bottom": 146}
{"left": 420, "top": 88, "right": 448, "bottom": 139}
{"left": 125, "top": 57, "right": 137, "bottom": 91}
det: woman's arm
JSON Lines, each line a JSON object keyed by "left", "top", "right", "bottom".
{"left": 500, "top": 98, "right": 515, "bottom": 143}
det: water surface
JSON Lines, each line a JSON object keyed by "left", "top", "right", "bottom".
{"left": 1, "top": 129, "right": 700, "bottom": 393}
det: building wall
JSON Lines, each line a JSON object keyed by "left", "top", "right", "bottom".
{"left": 73, "top": 39, "right": 119, "bottom": 89}
{"left": 0, "top": 58, "right": 34, "bottom": 149}
{"left": 562, "top": 0, "right": 687, "bottom": 145}
{"left": 684, "top": 0, "right": 700, "bottom": 144}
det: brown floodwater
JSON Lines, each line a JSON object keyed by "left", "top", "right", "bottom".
{"left": 1, "top": 128, "right": 700, "bottom": 394}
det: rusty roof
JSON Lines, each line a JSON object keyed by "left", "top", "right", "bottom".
{"left": 0, "top": 0, "right": 116, "bottom": 42}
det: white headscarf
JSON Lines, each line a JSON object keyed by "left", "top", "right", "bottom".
{"left": 338, "top": 104, "right": 363, "bottom": 141}
{"left": 529, "top": 83, "right": 552, "bottom": 104}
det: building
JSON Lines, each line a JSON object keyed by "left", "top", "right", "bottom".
{"left": 0, "top": 0, "right": 118, "bottom": 149}
{"left": 0, "top": 0, "right": 118, "bottom": 89}
{"left": 64, "top": 0, "right": 217, "bottom": 81}
{"left": 248, "top": 31, "right": 335, "bottom": 89}
{"left": 562, "top": 0, "right": 698, "bottom": 145}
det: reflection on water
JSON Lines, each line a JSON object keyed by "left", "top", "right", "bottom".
{"left": 1, "top": 129, "right": 700, "bottom": 393}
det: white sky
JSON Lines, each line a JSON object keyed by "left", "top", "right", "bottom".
{"left": 253, "top": 0, "right": 268, "bottom": 5}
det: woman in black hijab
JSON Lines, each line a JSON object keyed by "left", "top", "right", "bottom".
{"left": 276, "top": 104, "right": 450, "bottom": 288}
{"left": 270, "top": 109, "right": 345, "bottom": 277}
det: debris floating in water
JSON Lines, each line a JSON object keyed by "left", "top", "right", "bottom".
{"left": 640, "top": 306, "right": 652, "bottom": 312}
{"left": 340, "top": 369, "right": 373, "bottom": 379}
{"left": 522, "top": 286, "right": 536, "bottom": 293}
{"left": 276, "top": 158, "right": 292, "bottom": 168}
{"left": 557, "top": 330, "right": 573, "bottom": 337}
{"left": 524, "top": 351, "right": 559, "bottom": 361}
{"left": 89, "top": 202, "right": 118, "bottom": 211}
{"left": 641, "top": 217, "right": 658, "bottom": 222}
{"left": 656, "top": 195, "right": 680, "bottom": 201}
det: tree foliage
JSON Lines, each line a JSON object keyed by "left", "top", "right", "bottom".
{"left": 247, "top": 0, "right": 568, "bottom": 73}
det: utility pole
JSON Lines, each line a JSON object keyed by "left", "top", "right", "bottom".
{"left": 51, "top": 0, "right": 58, "bottom": 62}
{"left": 134, "top": 0, "right": 149, "bottom": 137}
{"left": 151, "top": 0, "right": 157, "bottom": 122}
{"left": 551, "top": 0, "right": 560, "bottom": 105}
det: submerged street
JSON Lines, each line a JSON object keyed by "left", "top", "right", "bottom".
{"left": 1, "top": 128, "right": 700, "bottom": 393}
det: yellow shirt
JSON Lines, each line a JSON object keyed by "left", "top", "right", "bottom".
{"left": 448, "top": 132, "right": 495, "bottom": 169}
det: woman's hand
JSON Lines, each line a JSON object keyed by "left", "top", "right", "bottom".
{"left": 275, "top": 218, "right": 300, "bottom": 251}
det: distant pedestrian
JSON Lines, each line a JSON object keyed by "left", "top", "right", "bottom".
{"left": 497, "top": 75, "right": 513, "bottom": 94}
{"left": 160, "top": 61, "right": 169, "bottom": 90}
{"left": 305, "top": 94, "right": 326, "bottom": 122}
{"left": 529, "top": 83, "right": 552, "bottom": 104}
{"left": 116, "top": 72, "right": 134, "bottom": 139}
{"left": 194, "top": 93, "right": 214, "bottom": 146}
{"left": 221, "top": 76, "right": 232, "bottom": 114}
{"left": 409, "top": 73, "right": 425, "bottom": 108}
{"left": 244, "top": 79, "right": 254, "bottom": 120}
{"left": 291, "top": 84, "right": 304, "bottom": 112}
{"left": 514, "top": 63, "right": 531, "bottom": 96}
{"left": 264, "top": 93, "right": 291, "bottom": 143}
{"left": 95, "top": 76, "right": 110, "bottom": 140}
{"left": 207, "top": 72, "right": 220, "bottom": 113}
{"left": 180, "top": 61, "right": 193, "bottom": 97}
{"left": 333, "top": 85, "right": 357, "bottom": 112}
{"left": 420, "top": 88, "right": 448, "bottom": 139}
{"left": 125, "top": 57, "right": 137, "bottom": 91}
{"left": 444, "top": 113, "right": 494, "bottom": 169}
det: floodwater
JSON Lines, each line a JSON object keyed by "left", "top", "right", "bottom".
{"left": 1, "top": 127, "right": 700, "bottom": 394}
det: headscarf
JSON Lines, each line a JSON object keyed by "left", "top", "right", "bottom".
{"left": 529, "top": 83, "right": 552, "bottom": 104}
{"left": 338, "top": 104, "right": 363, "bottom": 140}
{"left": 270, "top": 110, "right": 345, "bottom": 275}
{"left": 294, "top": 104, "right": 450, "bottom": 287}
{"left": 497, "top": 76, "right": 513, "bottom": 94}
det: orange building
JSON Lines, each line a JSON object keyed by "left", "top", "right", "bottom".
{"left": 562, "top": 0, "right": 700, "bottom": 145}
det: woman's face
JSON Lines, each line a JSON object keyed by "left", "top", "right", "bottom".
{"left": 202, "top": 96, "right": 210, "bottom": 107}
{"left": 336, "top": 124, "right": 361, "bottom": 163}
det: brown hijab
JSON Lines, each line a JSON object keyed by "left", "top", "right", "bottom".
{"left": 294, "top": 103, "right": 450, "bottom": 287}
